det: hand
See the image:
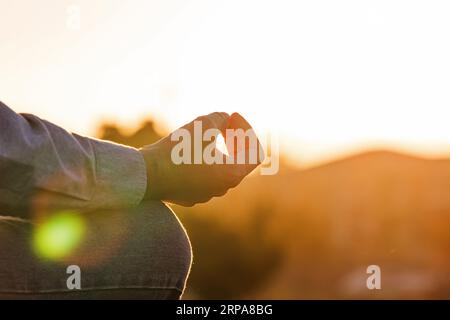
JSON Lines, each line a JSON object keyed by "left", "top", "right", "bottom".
{"left": 139, "top": 112, "right": 264, "bottom": 206}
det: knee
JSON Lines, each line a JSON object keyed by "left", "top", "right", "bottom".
{"left": 1, "top": 201, "right": 193, "bottom": 298}
{"left": 129, "top": 201, "right": 192, "bottom": 294}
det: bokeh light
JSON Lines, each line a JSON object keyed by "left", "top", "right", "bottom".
{"left": 33, "top": 211, "right": 86, "bottom": 261}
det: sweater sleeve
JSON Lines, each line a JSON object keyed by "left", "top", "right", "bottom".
{"left": 0, "top": 101, "right": 147, "bottom": 218}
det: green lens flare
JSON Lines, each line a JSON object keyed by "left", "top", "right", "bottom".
{"left": 33, "top": 211, "right": 85, "bottom": 260}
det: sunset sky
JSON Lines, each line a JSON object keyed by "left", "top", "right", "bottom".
{"left": 2, "top": 0, "right": 450, "bottom": 165}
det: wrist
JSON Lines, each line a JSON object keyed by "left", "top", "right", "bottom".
{"left": 139, "top": 145, "right": 162, "bottom": 200}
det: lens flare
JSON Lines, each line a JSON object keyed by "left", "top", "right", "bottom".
{"left": 33, "top": 211, "right": 85, "bottom": 260}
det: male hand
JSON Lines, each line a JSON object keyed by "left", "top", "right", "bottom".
{"left": 139, "top": 112, "right": 264, "bottom": 206}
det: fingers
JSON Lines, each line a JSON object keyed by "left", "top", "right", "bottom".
{"left": 215, "top": 152, "right": 258, "bottom": 189}
{"left": 172, "top": 112, "right": 230, "bottom": 160}
{"left": 177, "top": 112, "right": 229, "bottom": 134}
{"left": 197, "top": 112, "right": 230, "bottom": 134}
{"left": 200, "top": 112, "right": 229, "bottom": 151}
{"left": 228, "top": 112, "right": 252, "bottom": 130}
{"left": 225, "top": 112, "right": 265, "bottom": 164}
{"left": 211, "top": 112, "right": 265, "bottom": 186}
{"left": 165, "top": 112, "right": 263, "bottom": 207}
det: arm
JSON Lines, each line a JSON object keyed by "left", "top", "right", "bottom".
{"left": 0, "top": 100, "right": 262, "bottom": 218}
{"left": 0, "top": 101, "right": 147, "bottom": 218}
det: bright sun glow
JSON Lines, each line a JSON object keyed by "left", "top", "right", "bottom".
{"left": 2, "top": 0, "right": 450, "bottom": 166}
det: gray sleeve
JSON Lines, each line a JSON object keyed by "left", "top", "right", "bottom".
{"left": 0, "top": 101, "right": 147, "bottom": 218}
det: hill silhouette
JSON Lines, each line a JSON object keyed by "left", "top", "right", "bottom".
{"left": 198, "top": 150, "right": 450, "bottom": 298}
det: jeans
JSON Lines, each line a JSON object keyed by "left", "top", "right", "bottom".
{"left": 0, "top": 201, "right": 192, "bottom": 299}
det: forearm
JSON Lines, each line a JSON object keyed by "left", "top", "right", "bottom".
{"left": 0, "top": 101, "right": 147, "bottom": 218}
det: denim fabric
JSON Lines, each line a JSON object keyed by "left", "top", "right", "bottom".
{"left": 0, "top": 201, "right": 192, "bottom": 300}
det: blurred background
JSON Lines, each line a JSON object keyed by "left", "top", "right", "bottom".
{"left": 2, "top": 0, "right": 450, "bottom": 298}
